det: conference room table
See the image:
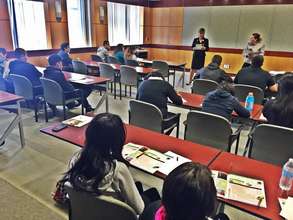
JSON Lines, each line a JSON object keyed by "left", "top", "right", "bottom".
{"left": 137, "top": 58, "right": 187, "bottom": 87}
{"left": 177, "top": 91, "right": 264, "bottom": 121}
{"left": 37, "top": 67, "right": 111, "bottom": 112}
{"left": 209, "top": 152, "right": 293, "bottom": 220}
{"left": 0, "top": 91, "right": 25, "bottom": 147}
{"left": 84, "top": 61, "right": 156, "bottom": 76}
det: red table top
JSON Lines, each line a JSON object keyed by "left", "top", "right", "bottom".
{"left": 40, "top": 123, "right": 221, "bottom": 167}
{"left": 0, "top": 91, "right": 23, "bottom": 104}
{"left": 209, "top": 152, "right": 293, "bottom": 220}
{"left": 63, "top": 71, "right": 110, "bottom": 85}
{"left": 85, "top": 61, "right": 156, "bottom": 75}
{"left": 178, "top": 92, "right": 263, "bottom": 121}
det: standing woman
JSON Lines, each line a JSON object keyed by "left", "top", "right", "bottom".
{"left": 242, "top": 33, "right": 265, "bottom": 68}
{"left": 188, "top": 28, "right": 209, "bottom": 85}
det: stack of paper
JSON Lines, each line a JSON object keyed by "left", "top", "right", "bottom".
{"left": 280, "top": 197, "right": 293, "bottom": 220}
{"left": 62, "top": 115, "right": 93, "bottom": 127}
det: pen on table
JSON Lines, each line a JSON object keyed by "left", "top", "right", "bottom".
{"left": 176, "top": 156, "right": 178, "bottom": 162}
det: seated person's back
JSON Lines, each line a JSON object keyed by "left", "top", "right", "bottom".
{"left": 136, "top": 72, "right": 182, "bottom": 118}
{"left": 234, "top": 55, "right": 278, "bottom": 95}
{"left": 9, "top": 48, "right": 42, "bottom": 88}
{"left": 202, "top": 82, "right": 250, "bottom": 120}
{"left": 263, "top": 74, "right": 293, "bottom": 128}
{"left": 198, "top": 54, "right": 232, "bottom": 83}
{"left": 113, "top": 44, "right": 125, "bottom": 64}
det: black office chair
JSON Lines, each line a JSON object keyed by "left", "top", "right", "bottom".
{"left": 191, "top": 79, "right": 219, "bottom": 95}
{"left": 234, "top": 84, "right": 264, "bottom": 104}
{"left": 245, "top": 124, "right": 293, "bottom": 166}
{"left": 91, "top": 54, "right": 104, "bottom": 62}
{"left": 126, "top": 59, "right": 140, "bottom": 67}
{"left": 72, "top": 60, "right": 88, "bottom": 75}
{"left": 107, "top": 56, "right": 121, "bottom": 64}
{"left": 184, "top": 110, "right": 243, "bottom": 153}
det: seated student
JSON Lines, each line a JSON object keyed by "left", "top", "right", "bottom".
{"left": 57, "top": 42, "right": 73, "bottom": 71}
{"left": 53, "top": 113, "right": 160, "bottom": 215}
{"left": 44, "top": 54, "right": 94, "bottom": 112}
{"left": 124, "top": 46, "right": 137, "bottom": 61}
{"left": 140, "top": 162, "right": 229, "bottom": 220}
{"left": 97, "top": 40, "right": 110, "bottom": 62}
{"left": 234, "top": 55, "right": 278, "bottom": 96}
{"left": 197, "top": 55, "right": 232, "bottom": 83}
{"left": 113, "top": 44, "right": 125, "bottom": 64}
{"left": 263, "top": 74, "right": 293, "bottom": 128}
{"left": 136, "top": 71, "right": 182, "bottom": 120}
{"left": 202, "top": 82, "right": 250, "bottom": 120}
{"left": 9, "top": 48, "right": 43, "bottom": 96}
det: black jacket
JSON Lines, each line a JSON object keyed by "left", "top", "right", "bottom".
{"left": 44, "top": 66, "right": 75, "bottom": 93}
{"left": 198, "top": 63, "right": 232, "bottom": 83}
{"left": 202, "top": 89, "right": 250, "bottom": 120}
{"left": 136, "top": 78, "right": 183, "bottom": 118}
{"left": 57, "top": 50, "right": 73, "bottom": 68}
{"left": 9, "top": 60, "right": 42, "bottom": 87}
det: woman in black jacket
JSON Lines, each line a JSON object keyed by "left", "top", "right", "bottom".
{"left": 263, "top": 74, "right": 293, "bottom": 128}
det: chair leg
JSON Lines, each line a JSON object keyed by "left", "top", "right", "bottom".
{"left": 110, "top": 82, "right": 113, "bottom": 93}
{"left": 130, "top": 86, "right": 132, "bottom": 97}
{"left": 114, "top": 82, "right": 116, "bottom": 99}
{"left": 125, "top": 85, "right": 127, "bottom": 97}
{"left": 63, "top": 105, "right": 67, "bottom": 120}
{"left": 34, "top": 99, "right": 38, "bottom": 122}
{"left": 176, "top": 120, "right": 180, "bottom": 138}
{"left": 119, "top": 82, "right": 122, "bottom": 100}
{"left": 173, "top": 71, "right": 176, "bottom": 87}
{"left": 44, "top": 102, "right": 48, "bottom": 123}
{"left": 235, "top": 135, "right": 240, "bottom": 155}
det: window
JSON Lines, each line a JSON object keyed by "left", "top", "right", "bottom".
{"left": 8, "top": 0, "right": 48, "bottom": 50}
{"left": 108, "top": 2, "right": 144, "bottom": 45}
{"left": 66, "top": 0, "right": 91, "bottom": 48}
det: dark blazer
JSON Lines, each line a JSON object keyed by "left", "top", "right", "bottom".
{"left": 44, "top": 66, "right": 75, "bottom": 93}
{"left": 9, "top": 60, "right": 42, "bottom": 87}
{"left": 136, "top": 78, "right": 183, "bottom": 118}
{"left": 202, "top": 89, "right": 250, "bottom": 120}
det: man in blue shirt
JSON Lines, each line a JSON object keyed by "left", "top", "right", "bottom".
{"left": 57, "top": 42, "right": 73, "bottom": 71}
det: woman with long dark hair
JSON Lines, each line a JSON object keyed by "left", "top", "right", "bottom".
{"left": 263, "top": 74, "right": 293, "bottom": 128}
{"left": 54, "top": 113, "right": 160, "bottom": 214}
{"left": 113, "top": 43, "right": 125, "bottom": 64}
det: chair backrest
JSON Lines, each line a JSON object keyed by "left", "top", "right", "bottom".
{"left": 40, "top": 77, "right": 64, "bottom": 105}
{"left": 129, "top": 100, "right": 163, "bottom": 133}
{"left": 250, "top": 124, "right": 293, "bottom": 166}
{"left": 108, "top": 56, "right": 121, "bottom": 64}
{"left": 91, "top": 54, "right": 104, "bottom": 62}
{"left": 152, "top": 60, "right": 169, "bottom": 78}
{"left": 10, "top": 74, "right": 34, "bottom": 100}
{"left": 99, "top": 63, "right": 116, "bottom": 81}
{"left": 126, "top": 59, "right": 139, "bottom": 67}
{"left": 72, "top": 60, "right": 88, "bottom": 75}
{"left": 185, "top": 110, "right": 232, "bottom": 151}
{"left": 234, "top": 84, "right": 264, "bottom": 104}
{"left": 191, "top": 79, "right": 218, "bottom": 95}
{"left": 65, "top": 182, "right": 137, "bottom": 220}
{"left": 120, "top": 65, "right": 137, "bottom": 86}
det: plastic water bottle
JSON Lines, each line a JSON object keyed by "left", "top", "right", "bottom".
{"left": 245, "top": 92, "right": 254, "bottom": 112}
{"left": 279, "top": 158, "right": 293, "bottom": 192}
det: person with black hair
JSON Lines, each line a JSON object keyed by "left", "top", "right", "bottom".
{"left": 44, "top": 54, "right": 94, "bottom": 112}
{"left": 113, "top": 43, "right": 125, "bottom": 64}
{"left": 263, "top": 74, "right": 293, "bottom": 128}
{"left": 9, "top": 48, "right": 43, "bottom": 95}
{"left": 234, "top": 55, "right": 278, "bottom": 95}
{"left": 202, "top": 82, "right": 250, "bottom": 120}
{"left": 198, "top": 55, "right": 232, "bottom": 83}
{"left": 57, "top": 42, "right": 73, "bottom": 71}
{"left": 242, "top": 33, "right": 265, "bottom": 68}
{"left": 54, "top": 113, "right": 160, "bottom": 214}
{"left": 97, "top": 40, "right": 110, "bottom": 61}
{"left": 140, "top": 162, "right": 229, "bottom": 220}
{"left": 187, "top": 27, "right": 209, "bottom": 85}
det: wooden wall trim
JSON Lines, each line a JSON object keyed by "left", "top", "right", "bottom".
{"left": 143, "top": 44, "right": 293, "bottom": 57}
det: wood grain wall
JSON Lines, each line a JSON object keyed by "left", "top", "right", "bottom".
{"left": 0, "top": 0, "right": 13, "bottom": 50}
{"left": 144, "top": 7, "right": 293, "bottom": 73}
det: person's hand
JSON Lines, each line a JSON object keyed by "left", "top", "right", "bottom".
{"left": 201, "top": 46, "right": 206, "bottom": 50}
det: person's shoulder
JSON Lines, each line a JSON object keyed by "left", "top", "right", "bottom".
{"left": 115, "top": 161, "right": 131, "bottom": 178}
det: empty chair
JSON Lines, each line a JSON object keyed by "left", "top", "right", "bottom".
{"left": 152, "top": 60, "right": 169, "bottom": 79}
{"left": 234, "top": 84, "right": 264, "bottom": 104}
{"left": 247, "top": 124, "right": 293, "bottom": 166}
{"left": 129, "top": 100, "right": 180, "bottom": 138}
{"left": 99, "top": 63, "right": 121, "bottom": 99}
{"left": 184, "top": 110, "right": 242, "bottom": 153}
{"left": 107, "top": 56, "right": 121, "bottom": 64}
{"left": 40, "top": 77, "right": 84, "bottom": 122}
{"left": 10, "top": 74, "right": 43, "bottom": 122}
{"left": 126, "top": 59, "right": 139, "bottom": 67}
{"left": 191, "top": 79, "right": 218, "bottom": 95}
{"left": 72, "top": 60, "right": 88, "bottom": 75}
{"left": 91, "top": 54, "right": 104, "bottom": 62}
{"left": 64, "top": 182, "right": 137, "bottom": 220}
{"left": 120, "top": 65, "right": 138, "bottom": 97}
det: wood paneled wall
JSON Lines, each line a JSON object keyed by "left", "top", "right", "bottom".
{"left": 0, "top": 0, "right": 13, "bottom": 50}
{"left": 144, "top": 7, "right": 293, "bottom": 73}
